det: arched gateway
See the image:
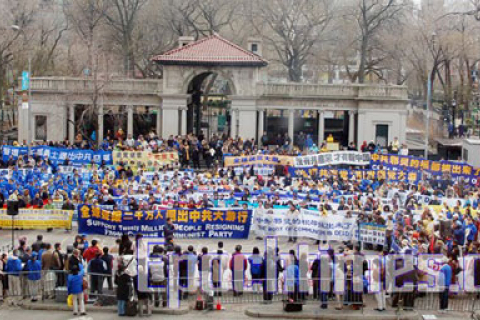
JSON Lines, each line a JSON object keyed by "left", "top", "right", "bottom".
{"left": 18, "top": 34, "right": 408, "bottom": 147}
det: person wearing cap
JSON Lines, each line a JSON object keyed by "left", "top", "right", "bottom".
{"left": 439, "top": 256, "right": 452, "bottom": 313}
{"left": 26, "top": 251, "right": 42, "bottom": 302}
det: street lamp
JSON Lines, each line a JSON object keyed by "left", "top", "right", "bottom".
{"left": 425, "top": 32, "right": 437, "bottom": 159}
{"left": 11, "top": 25, "right": 32, "bottom": 149}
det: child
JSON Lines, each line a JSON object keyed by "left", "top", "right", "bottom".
{"left": 67, "top": 264, "right": 86, "bottom": 316}
{"left": 26, "top": 252, "right": 42, "bottom": 302}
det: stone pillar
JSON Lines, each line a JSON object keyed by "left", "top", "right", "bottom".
{"left": 231, "top": 97, "right": 257, "bottom": 140}
{"left": 357, "top": 111, "right": 366, "bottom": 145}
{"left": 288, "top": 109, "right": 294, "bottom": 145}
{"left": 318, "top": 110, "right": 325, "bottom": 145}
{"left": 156, "top": 106, "right": 162, "bottom": 137}
{"left": 257, "top": 108, "right": 264, "bottom": 146}
{"left": 348, "top": 110, "right": 356, "bottom": 145}
{"left": 162, "top": 95, "right": 188, "bottom": 138}
{"left": 127, "top": 105, "right": 134, "bottom": 137}
{"left": 230, "top": 108, "right": 237, "bottom": 138}
{"left": 98, "top": 104, "right": 104, "bottom": 143}
{"left": 181, "top": 108, "right": 187, "bottom": 136}
{"left": 68, "top": 104, "right": 75, "bottom": 143}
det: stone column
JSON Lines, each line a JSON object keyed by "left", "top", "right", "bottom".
{"left": 231, "top": 97, "right": 258, "bottom": 140}
{"left": 357, "top": 111, "right": 366, "bottom": 145}
{"left": 318, "top": 110, "right": 325, "bottom": 145}
{"left": 348, "top": 110, "right": 356, "bottom": 145}
{"left": 98, "top": 104, "right": 104, "bottom": 143}
{"left": 230, "top": 108, "right": 237, "bottom": 138}
{"left": 162, "top": 95, "right": 188, "bottom": 138}
{"left": 288, "top": 109, "right": 294, "bottom": 145}
{"left": 181, "top": 108, "right": 187, "bottom": 136}
{"left": 127, "top": 105, "right": 134, "bottom": 137}
{"left": 156, "top": 106, "right": 162, "bottom": 137}
{"left": 257, "top": 108, "right": 264, "bottom": 146}
{"left": 68, "top": 104, "right": 75, "bottom": 143}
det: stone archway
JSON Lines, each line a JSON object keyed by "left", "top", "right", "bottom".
{"left": 186, "top": 70, "right": 234, "bottom": 137}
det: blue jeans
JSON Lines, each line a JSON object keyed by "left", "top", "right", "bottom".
{"left": 118, "top": 300, "right": 126, "bottom": 315}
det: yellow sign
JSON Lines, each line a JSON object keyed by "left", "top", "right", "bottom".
{"left": 0, "top": 209, "right": 73, "bottom": 230}
{"left": 113, "top": 151, "right": 179, "bottom": 167}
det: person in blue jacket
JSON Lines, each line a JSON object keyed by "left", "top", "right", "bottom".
{"left": 464, "top": 217, "right": 477, "bottom": 244}
{"left": 67, "top": 264, "right": 86, "bottom": 316}
{"left": 439, "top": 257, "right": 452, "bottom": 312}
{"left": 5, "top": 250, "right": 23, "bottom": 306}
{"left": 26, "top": 252, "right": 42, "bottom": 302}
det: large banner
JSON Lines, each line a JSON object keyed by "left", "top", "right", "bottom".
{"left": 294, "top": 151, "right": 371, "bottom": 168}
{"left": 0, "top": 209, "right": 73, "bottom": 230}
{"left": 113, "top": 151, "right": 178, "bottom": 167}
{"left": 224, "top": 154, "right": 293, "bottom": 167}
{"left": 254, "top": 209, "right": 357, "bottom": 241}
{"left": 78, "top": 205, "right": 252, "bottom": 239}
{"left": 370, "top": 153, "right": 480, "bottom": 183}
{"left": 2, "top": 146, "right": 112, "bottom": 166}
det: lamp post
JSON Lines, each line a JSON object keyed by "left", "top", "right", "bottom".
{"left": 425, "top": 32, "right": 437, "bottom": 159}
{"left": 11, "top": 25, "right": 32, "bottom": 150}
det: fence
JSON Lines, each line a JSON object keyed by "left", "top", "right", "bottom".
{"left": 1, "top": 269, "right": 480, "bottom": 315}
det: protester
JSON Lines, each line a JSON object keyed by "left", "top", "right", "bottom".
{"left": 67, "top": 264, "right": 86, "bottom": 316}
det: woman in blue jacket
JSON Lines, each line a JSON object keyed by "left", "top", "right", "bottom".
{"left": 67, "top": 264, "right": 86, "bottom": 316}
{"left": 26, "top": 252, "right": 41, "bottom": 302}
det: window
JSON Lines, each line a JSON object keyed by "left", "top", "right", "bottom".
{"left": 251, "top": 43, "right": 258, "bottom": 53}
{"left": 35, "top": 115, "right": 47, "bottom": 141}
{"left": 375, "top": 124, "right": 389, "bottom": 147}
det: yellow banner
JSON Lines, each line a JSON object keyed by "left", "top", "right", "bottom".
{"left": 224, "top": 155, "right": 294, "bottom": 167}
{"left": 0, "top": 209, "right": 73, "bottom": 230}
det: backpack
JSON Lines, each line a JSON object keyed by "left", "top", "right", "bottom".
{"left": 150, "top": 259, "right": 165, "bottom": 282}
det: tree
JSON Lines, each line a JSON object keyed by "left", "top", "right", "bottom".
{"left": 63, "top": 0, "right": 108, "bottom": 75}
{"left": 252, "top": 0, "right": 332, "bottom": 82}
{"left": 349, "top": 0, "right": 407, "bottom": 83}
{"left": 103, "top": 0, "right": 148, "bottom": 76}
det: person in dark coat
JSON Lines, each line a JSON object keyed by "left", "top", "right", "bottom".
{"left": 88, "top": 252, "right": 106, "bottom": 295}
{"left": 163, "top": 218, "right": 175, "bottom": 240}
{"left": 101, "top": 247, "right": 114, "bottom": 291}
{"left": 115, "top": 266, "right": 131, "bottom": 316}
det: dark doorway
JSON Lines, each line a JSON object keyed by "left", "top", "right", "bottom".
{"left": 324, "top": 111, "right": 349, "bottom": 146}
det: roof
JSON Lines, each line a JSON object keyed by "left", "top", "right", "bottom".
{"left": 434, "top": 138, "right": 463, "bottom": 147}
{"left": 152, "top": 34, "right": 268, "bottom": 67}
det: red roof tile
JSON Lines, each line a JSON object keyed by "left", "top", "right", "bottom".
{"left": 152, "top": 34, "right": 268, "bottom": 67}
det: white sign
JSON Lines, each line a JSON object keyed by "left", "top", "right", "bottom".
{"left": 253, "top": 209, "right": 358, "bottom": 241}
{"left": 22, "top": 102, "right": 29, "bottom": 110}
{"left": 294, "top": 151, "right": 371, "bottom": 168}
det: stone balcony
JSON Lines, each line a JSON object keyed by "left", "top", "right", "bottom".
{"left": 21, "top": 77, "right": 408, "bottom": 101}
{"left": 256, "top": 82, "right": 408, "bottom": 101}
{"left": 23, "top": 77, "right": 163, "bottom": 94}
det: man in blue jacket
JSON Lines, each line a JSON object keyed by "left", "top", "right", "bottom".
{"left": 26, "top": 252, "right": 42, "bottom": 302}
{"left": 439, "top": 257, "right": 452, "bottom": 313}
{"left": 5, "top": 250, "right": 23, "bottom": 306}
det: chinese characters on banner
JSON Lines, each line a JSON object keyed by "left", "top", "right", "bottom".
{"left": 0, "top": 209, "right": 73, "bottom": 230}
{"left": 113, "top": 151, "right": 179, "bottom": 167}
{"left": 2, "top": 146, "right": 112, "bottom": 166}
{"left": 294, "top": 151, "right": 372, "bottom": 168}
{"left": 78, "top": 205, "right": 252, "bottom": 239}
{"left": 253, "top": 209, "right": 358, "bottom": 241}
{"left": 224, "top": 155, "right": 293, "bottom": 167}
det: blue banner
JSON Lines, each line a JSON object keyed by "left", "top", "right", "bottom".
{"left": 77, "top": 205, "right": 252, "bottom": 239}
{"left": 2, "top": 146, "right": 112, "bottom": 166}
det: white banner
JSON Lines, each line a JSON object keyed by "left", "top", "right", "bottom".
{"left": 294, "top": 151, "right": 371, "bottom": 168}
{"left": 254, "top": 209, "right": 358, "bottom": 241}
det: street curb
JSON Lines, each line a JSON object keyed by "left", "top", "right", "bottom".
{"left": 244, "top": 308, "right": 419, "bottom": 320}
{"left": 21, "top": 303, "right": 189, "bottom": 315}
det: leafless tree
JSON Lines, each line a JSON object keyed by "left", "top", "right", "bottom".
{"left": 103, "top": 0, "right": 148, "bottom": 76}
{"left": 252, "top": 0, "right": 332, "bottom": 82}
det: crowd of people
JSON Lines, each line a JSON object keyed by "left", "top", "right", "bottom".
{"left": 0, "top": 132, "right": 478, "bottom": 316}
